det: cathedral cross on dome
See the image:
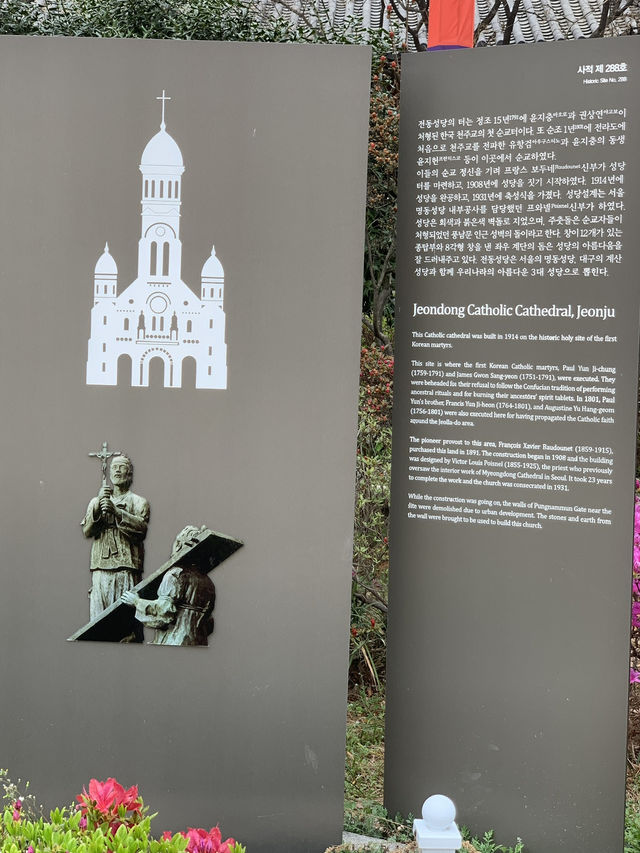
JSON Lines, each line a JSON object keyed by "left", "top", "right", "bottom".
{"left": 156, "top": 89, "right": 171, "bottom": 130}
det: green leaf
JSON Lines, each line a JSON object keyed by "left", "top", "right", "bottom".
{"left": 114, "top": 823, "right": 128, "bottom": 843}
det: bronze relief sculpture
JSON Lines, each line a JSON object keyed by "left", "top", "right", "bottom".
{"left": 122, "top": 526, "right": 216, "bottom": 646}
{"left": 69, "top": 443, "right": 242, "bottom": 645}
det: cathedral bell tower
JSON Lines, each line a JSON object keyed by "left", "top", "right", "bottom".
{"left": 138, "top": 91, "right": 185, "bottom": 283}
{"left": 94, "top": 243, "right": 118, "bottom": 299}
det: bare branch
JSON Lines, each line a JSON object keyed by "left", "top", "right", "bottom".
{"left": 407, "top": 0, "right": 429, "bottom": 49}
{"left": 474, "top": 0, "right": 501, "bottom": 43}
{"left": 389, "top": 0, "right": 407, "bottom": 24}
{"left": 591, "top": 0, "right": 610, "bottom": 35}
{"left": 502, "top": 0, "right": 522, "bottom": 44}
{"left": 364, "top": 232, "right": 394, "bottom": 348}
{"left": 373, "top": 281, "right": 392, "bottom": 349}
{"left": 353, "top": 589, "right": 389, "bottom": 613}
{"left": 376, "top": 240, "right": 395, "bottom": 292}
{"left": 365, "top": 229, "right": 376, "bottom": 286}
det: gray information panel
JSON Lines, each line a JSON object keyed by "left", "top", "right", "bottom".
{"left": 0, "top": 36, "right": 370, "bottom": 853}
{"left": 385, "top": 39, "right": 639, "bottom": 852}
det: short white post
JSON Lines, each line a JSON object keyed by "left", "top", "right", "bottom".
{"left": 413, "top": 794, "right": 462, "bottom": 853}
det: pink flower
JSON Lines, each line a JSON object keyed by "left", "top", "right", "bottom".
{"left": 79, "top": 816, "right": 88, "bottom": 830}
{"left": 76, "top": 777, "right": 144, "bottom": 833}
{"left": 162, "top": 832, "right": 173, "bottom": 841}
{"left": 77, "top": 778, "right": 116, "bottom": 815}
{"left": 119, "top": 784, "right": 142, "bottom": 814}
{"left": 179, "top": 827, "right": 235, "bottom": 853}
{"left": 631, "top": 668, "right": 640, "bottom": 684}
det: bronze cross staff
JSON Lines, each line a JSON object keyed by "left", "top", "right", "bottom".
{"left": 88, "top": 441, "right": 122, "bottom": 487}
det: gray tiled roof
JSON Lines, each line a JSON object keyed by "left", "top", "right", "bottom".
{"left": 475, "top": 0, "right": 637, "bottom": 45}
{"left": 253, "top": 0, "right": 640, "bottom": 48}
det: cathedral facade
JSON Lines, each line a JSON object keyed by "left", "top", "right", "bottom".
{"left": 86, "top": 94, "right": 227, "bottom": 390}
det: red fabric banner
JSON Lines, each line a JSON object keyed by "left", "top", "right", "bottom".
{"left": 427, "top": 0, "right": 475, "bottom": 49}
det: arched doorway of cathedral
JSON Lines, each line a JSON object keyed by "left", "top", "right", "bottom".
{"left": 139, "top": 348, "right": 174, "bottom": 387}
{"left": 148, "top": 356, "right": 166, "bottom": 388}
{"left": 117, "top": 354, "right": 133, "bottom": 387}
{"left": 181, "top": 356, "right": 196, "bottom": 388}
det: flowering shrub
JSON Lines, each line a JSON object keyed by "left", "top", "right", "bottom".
{"left": 163, "top": 826, "right": 240, "bottom": 853}
{"left": 358, "top": 343, "right": 394, "bottom": 455}
{"left": 359, "top": 345, "right": 393, "bottom": 423}
{"left": 351, "top": 335, "right": 393, "bottom": 689}
{"left": 631, "top": 482, "right": 640, "bottom": 684}
{"left": 364, "top": 47, "right": 399, "bottom": 347}
{"left": 0, "top": 774, "right": 245, "bottom": 853}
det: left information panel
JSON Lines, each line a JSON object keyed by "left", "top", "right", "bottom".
{"left": 0, "top": 35, "right": 371, "bottom": 853}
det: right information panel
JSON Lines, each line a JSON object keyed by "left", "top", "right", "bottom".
{"left": 385, "top": 38, "right": 640, "bottom": 852}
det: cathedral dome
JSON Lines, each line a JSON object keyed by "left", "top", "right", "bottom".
{"left": 141, "top": 129, "right": 184, "bottom": 169}
{"left": 95, "top": 243, "right": 117, "bottom": 275}
{"left": 201, "top": 246, "right": 224, "bottom": 278}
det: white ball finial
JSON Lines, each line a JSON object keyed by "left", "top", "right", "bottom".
{"left": 422, "top": 795, "right": 456, "bottom": 831}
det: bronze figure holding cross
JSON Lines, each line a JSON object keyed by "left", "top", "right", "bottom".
{"left": 82, "top": 442, "right": 150, "bottom": 642}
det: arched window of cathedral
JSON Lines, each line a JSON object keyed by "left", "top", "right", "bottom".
{"left": 160, "top": 317, "right": 164, "bottom": 331}
{"left": 104, "top": 285, "right": 108, "bottom": 294}
{"left": 103, "top": 316, "right": 107, "bottom": 325}
{"left": 174, "top": 180, "right": 179, "bottom": 197}
{"left": 151, "top": 180, "right": 155, "bottom": 197}
{"left": 150, "top": 242, "right": 157, "bottom": 276}
{"left": 209, "top": 319, "right": 213, "bottom": 329}
{"left": 124, "top": 318, "right": 129, "bottom": 331}
{"left": 187, "top": 320, "right": 192, "bottom": 333}
{"left": 145, "top": 180, "right": 149, "bottom": 197}
{"left": 210, "top": 288, "right": 214, "bottom": 298}
{"left": 162, "top": 242, "right": 170, "bottom": 277}
{"left": 159, "top": 181, "right": 164, "bottom": 198}
{"left": 219, "top": 288, "right": 222, "bottom": 298}
{"left": 152, "top": 316, "right": 157, "bottom": 331}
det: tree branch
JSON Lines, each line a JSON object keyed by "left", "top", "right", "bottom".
{"left": 502, "top": 0, "right": 522, "bottom": 44}
{"left": 591, "top": 0, "right": 610, "bottom": 35}
{"left": 389, "top": 0, "right": 407, "bottom": 24}
{"left": 361, "top": 316, "right": 375, "bottom": 339}
{"left": 408, "top": 0, "right": 429, "bottom": 49}
{"left": 353, "top": 589, "right": 389, "bottom": 614}
{"left": 373, "top": 280, "right": 392, "bottom": 350}
{"left": 376, "top": 239, "right": 395, "bottom": 293}
{"left": 365, "top": 229, "right": 376, "bottom": 289}
{"left": 474, "top": 0, "right": 501, "bottom": 43}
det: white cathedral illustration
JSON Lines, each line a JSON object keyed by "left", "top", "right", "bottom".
{"left": 86, "top": 92, "right": 227, "bottom": 390}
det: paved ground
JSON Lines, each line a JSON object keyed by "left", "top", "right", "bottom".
{"left": 340, "top": 832, "right": 415, "bottom": 851}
